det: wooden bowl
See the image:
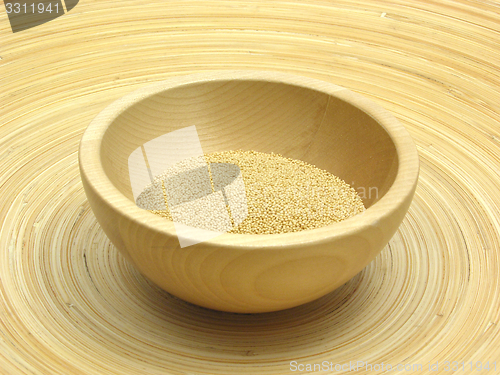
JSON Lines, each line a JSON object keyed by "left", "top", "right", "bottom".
{"left": 79, "top": 71, "right": 419, "bottom": 313}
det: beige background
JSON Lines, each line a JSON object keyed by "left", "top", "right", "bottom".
{"left": 1, "top": 1, "right": 499, "bottom": 374}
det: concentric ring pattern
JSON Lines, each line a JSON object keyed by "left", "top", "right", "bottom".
{"left": 1, "top": 0, "right": 499, "bottom": 374}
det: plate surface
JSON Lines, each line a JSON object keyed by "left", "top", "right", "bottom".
{"left": 0, "top": 0, "right": 499, "bottom": 373}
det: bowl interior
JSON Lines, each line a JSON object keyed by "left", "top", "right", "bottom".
{"left": 100, "top": 79, "right": 398, "bottom": 209}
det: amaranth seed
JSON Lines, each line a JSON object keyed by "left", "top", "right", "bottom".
{"left": 136, "top": 150, "right": 365, "bottom": 234}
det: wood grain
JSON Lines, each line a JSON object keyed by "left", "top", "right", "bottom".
{"left": 1, "top": 0, "right": 499, "bottom": 373}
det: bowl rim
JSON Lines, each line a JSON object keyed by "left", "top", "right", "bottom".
{"left": 79, "top": 70, "right": 419, "bottom": 249}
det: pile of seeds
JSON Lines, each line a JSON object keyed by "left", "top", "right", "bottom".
{"left": 135, "top": 150, "right": 365, "bottom": 234}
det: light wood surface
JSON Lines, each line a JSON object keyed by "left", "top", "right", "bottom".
{"left": 1, "top": 0, "right": 500, "bottom": 373}
{"left": 79, "top": 70, "right": 418, "bottom": 313}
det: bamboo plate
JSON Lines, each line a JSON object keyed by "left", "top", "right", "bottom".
{"left": 1, "top": 0, "right": 499, "bottom": 374}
